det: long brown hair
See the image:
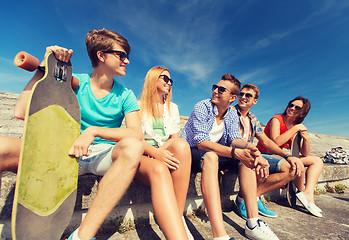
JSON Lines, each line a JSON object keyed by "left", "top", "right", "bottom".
{"left": 139, "top": 66, "right": 172, "bottom": 119}
{"left": 282, "top": 96, "right": 311, "bottom": 124}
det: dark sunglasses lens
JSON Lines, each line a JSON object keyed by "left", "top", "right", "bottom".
{"left": 119, "top": 52, "right": 129, "bottom": 60}
{"left": 212, "top": 85, "right": 218, "bottom": 91}
{"left": 246, "top": 93, "right": 253, "bottom": 98}
{"left": 289, "top": 104, "right": 301, "bottom": 110}
{"left": 218, "top": 86, "right": 226, "bottom": 93}
{"left": 162, "top": 75, "right": 173, "bottom": 85}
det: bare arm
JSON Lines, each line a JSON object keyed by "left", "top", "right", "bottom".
{"left": 14, "top": 46, "right": 74, "bottom": 120}
{"left": 270, "top": 118, "right": 300, "bottom": 146}
{"left": 69, "top": 111, "right": 143, "bottom": 157}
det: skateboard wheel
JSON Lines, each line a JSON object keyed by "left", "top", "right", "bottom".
{"left": 14, "top": 51, "right": 40, "bottom": 72}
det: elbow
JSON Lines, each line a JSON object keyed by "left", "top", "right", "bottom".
{"left": 13, "top": 107, "right": 25, "bottom": 120}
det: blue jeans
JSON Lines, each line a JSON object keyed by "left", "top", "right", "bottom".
{"left": 262, "top": 153, "right": 285, "bottom": 174}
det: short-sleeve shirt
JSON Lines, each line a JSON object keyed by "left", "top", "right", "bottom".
{"left": 180, "top": 99, "right": 241, "bottom": 147}
{"left": 73, "top": 73, "right": 139, "bottom": 145}
{"left": 235, "top": 105, "right": 264, "bottom": 143}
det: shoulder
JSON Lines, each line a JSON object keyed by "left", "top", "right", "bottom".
{"left": 72, "top": 73, "right": 89, "bottom": 82}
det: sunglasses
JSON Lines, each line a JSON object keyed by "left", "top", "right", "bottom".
{"left": 212, "top": 84, "right": 233, "bottom": 95}
{"left": 159, "top": 75, "right": 173, "bottom": 86}
{"left": 239, "top": 92, "right": 254, "bottom": 99}
{"left": 288, "top": 103, "right": 302, "bottom": 110}
{"left": 102, "top": 50, "right": 129, "bottom": 61}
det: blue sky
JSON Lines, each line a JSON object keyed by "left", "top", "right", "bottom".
{"left": 1, "top": 0, "right": 349, "bottom": 138}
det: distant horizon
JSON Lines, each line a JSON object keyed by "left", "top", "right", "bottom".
{"left": 1, "top": 91, "right": 348, "bottom": 140}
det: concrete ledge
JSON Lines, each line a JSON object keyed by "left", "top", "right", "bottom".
{"left": 1, "top": 163, "right": 348, "bottom": 230}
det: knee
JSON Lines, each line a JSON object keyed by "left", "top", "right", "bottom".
{"left": 112, "top": 137, "right": 143, "bottom": 166}
{"left": 280, "top": 161, "right": 297, "bottom": 180}
{"left": 171, "top": 138, "right": 190, "bottom": 152}
{"left": 202, "top": 151, "right": 219, "bottom": 173}
{"left": 315, "top": 156, "right": 324, "bottom": 169}
{"left": 150, "top": 161, "right": 169, "bottom": 179}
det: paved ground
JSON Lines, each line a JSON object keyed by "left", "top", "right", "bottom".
{"left": 76, "top": 191, "right": 349, "bottom": 240}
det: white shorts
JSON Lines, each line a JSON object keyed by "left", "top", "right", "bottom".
{"left": 78, "top": 143, "right": 114, "bottom": 176}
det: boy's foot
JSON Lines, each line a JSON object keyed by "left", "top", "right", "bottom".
{"left": 257, "top": 199, "right": 277, "bottom": 218}
{"left": 235, "top": 198, "right": 247, "bottom": 219}
{"left": 286, "top": 182, "right": 297, "bottom": 208}
{"left": 245, "top": 219, "right": 279, "bottom": 240}
{"left": 296, "top": 192, "right": 322, "bottom": 218}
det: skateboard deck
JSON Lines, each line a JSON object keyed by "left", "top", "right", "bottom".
{"left": 12, "top": 52, "right": 81, "bottom": 240}
{"left": 287, "top": 132, "right": 302, "bottom": 208}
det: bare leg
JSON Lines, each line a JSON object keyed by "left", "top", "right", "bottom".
{"left": 136, "top": 155, "right": 188, "bottom": 240}
{"left": 239, "top": 164, "right": 258, "bottom": 219}
{"left": 257, "top": 161, "right": 296, "bottom": 197}
{"left": 0, "top": 136, "right": 21, "bottom": 173}
{"left": 201, "top": 152, "right": 228, "bottom": 238}
{"left": 165, "top": 138, "right": 191, "bottom": 214}
{"left": 300, "top": 155, "right": 323, "bottom": 203}
{"left": 78, "top": 137, "right": 143, "bottom": 240}
{"left": 0, "top": 136, "right": 22, "bottom": 196}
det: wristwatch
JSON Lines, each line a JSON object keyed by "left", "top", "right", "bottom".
{"left": 231, "top": 146, "right": 236, "bottom": 160}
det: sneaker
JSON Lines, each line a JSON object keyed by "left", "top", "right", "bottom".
{"left": 286, "top": 182, "right": 297, "bottom": 208}
{"left": 257, "top": 198, "right": 277, "bottom": 218}
{"left": 67, "top": 229, "right": 96, "bottom": 240}
{"left": 235, "top": 198, "right": 247, "bottom": 219}
{"left": 309, "top": 202, "right": 322, "bottom": 213}
{"left": 296, "top": 192, "right": 322, "bottom": 218}
{"left": 245, "top": 219, "right": 279, "bottom": 240}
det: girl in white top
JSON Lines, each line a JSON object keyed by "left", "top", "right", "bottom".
{"left": 138, "top": 66, "right": 193, "bottom": 239}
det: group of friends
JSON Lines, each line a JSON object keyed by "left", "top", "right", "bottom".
{"left": 0, "top": 28, "right": 324, "bottom": 240}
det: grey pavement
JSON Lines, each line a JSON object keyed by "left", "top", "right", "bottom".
{"left": 80, "top": 191, "right": 349, "bottom": 240}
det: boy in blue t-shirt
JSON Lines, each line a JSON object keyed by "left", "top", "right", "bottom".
{"left": 3, "top": 29, "right": 144, "bottom": 240}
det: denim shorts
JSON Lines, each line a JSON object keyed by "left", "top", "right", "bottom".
{"left": 190, "top": 147, "right": 240, "bottom": 174}
{"left": 261, "top": 153, "right": 285, "bottom": 174}
{"left": 78, "top": 143, "right": 114, "bottom": 176}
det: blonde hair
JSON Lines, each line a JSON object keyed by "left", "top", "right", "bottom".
{"left": 139, "top": 66, "right": 172, "bottom": 119}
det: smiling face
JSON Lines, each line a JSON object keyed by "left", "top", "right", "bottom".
{"left": 98, "top": 43, "right": 130, "bottom": 77}
{"left": 238, "top": 87, "right": 258, "bottom": 110}
{"left": 286, "top": 99, "right": 304, "bottom": 118}
{"left": 211, "top": 80, "right": 237, "bottom": 108}
{"left": 157, "top": 70, "right": 172, "bottom": 95}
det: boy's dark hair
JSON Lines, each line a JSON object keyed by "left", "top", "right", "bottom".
{"left": 221, "top": 73, "right": 240, "bottom": 95}
{"left": 85, "top": 28, "right": 131, "bottom": 67}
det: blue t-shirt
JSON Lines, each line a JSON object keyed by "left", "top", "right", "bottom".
{"left": 73, "top": 73, "right": 139, "bottom": 145}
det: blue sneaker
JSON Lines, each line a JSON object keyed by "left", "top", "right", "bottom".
{"left": 257, "top": 198, "right": 277, "bottom": 218}
{"left": 68, "top": 229, "right": 96, "bottom": 240}
{"left": 235, "top": 198, "right": 247, "bottom": 219}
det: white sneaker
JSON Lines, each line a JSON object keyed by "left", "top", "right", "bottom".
{"left": 309, "top": 202, "right": 322, "bottom": 213}
{"left": 245, "top": 219, "right": 279, "bottom": 240}
{"left": 296, "top": 192, "right": 322, "bottom": 217}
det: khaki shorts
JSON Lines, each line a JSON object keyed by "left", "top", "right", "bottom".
{"left": 78, "top": 143, "right": 114, "bottom": 176}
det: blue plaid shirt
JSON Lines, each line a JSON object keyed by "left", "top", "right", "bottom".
{"left": 181, "top": 99, "right": 242, "bottom": 147}
{"left": 235, "top": 104, "right": 264, "bottom": 143}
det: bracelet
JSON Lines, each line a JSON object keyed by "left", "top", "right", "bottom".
{"left": 283, "top": 153, "right": 292, "bottom": 160}
{"left": 231, "top": 146, "right": 236, "bottom": 160}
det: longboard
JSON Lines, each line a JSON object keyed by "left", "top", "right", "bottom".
{"left": 286, "top": 132, "right": 301, "bottom": 208}
{"left": 12, "top": 52, "right": 81, "bottom": 240}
